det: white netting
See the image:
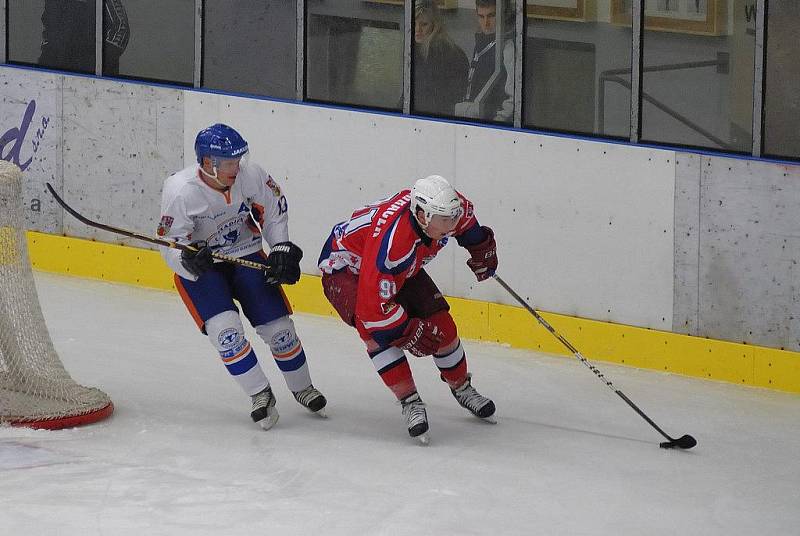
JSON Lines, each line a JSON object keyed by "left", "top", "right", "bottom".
{"left": 0, "top": 161, "right": 112, "bottom": 428}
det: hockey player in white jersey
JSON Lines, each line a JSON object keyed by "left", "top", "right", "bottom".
{"left": 158, "top": 123, "right": 326, "bottom": 429}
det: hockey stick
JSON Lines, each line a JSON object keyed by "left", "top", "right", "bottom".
{"left": 45, "top": 183, "right": 269, "bottom": 271}
{"left": 492, "top": 274, "right": 697, "bottom": 450}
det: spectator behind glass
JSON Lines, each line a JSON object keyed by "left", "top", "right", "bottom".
{"left": 413, "top": 0, "right": 469, "bottom": 117}
{"left": 39, "top": 0, "right": 129, "bottom": 75}
{"left": 455, "top": 0, "right": 514, "bottom": 122}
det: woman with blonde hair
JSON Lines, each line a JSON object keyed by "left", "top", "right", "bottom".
{"left": 413, "top": 0, "right": 469, "bottom": 117}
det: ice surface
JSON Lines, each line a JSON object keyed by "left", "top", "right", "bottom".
{"left": 1, "top": 273, "right": 798, "bottom": 535}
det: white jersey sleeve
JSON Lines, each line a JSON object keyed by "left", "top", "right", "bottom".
{"left": 157, "top": 170, "right": 200, "bottom": 281}
{"left": 249, "top": 164, "right": 290, "bottom": 248}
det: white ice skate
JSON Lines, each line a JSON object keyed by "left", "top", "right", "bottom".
{"left": 293, "top": 385, "right": 328, "bottom": 418}
{"left": 451, "top": 373, "right": 496, "bottom": 424}
{"left": 251, "top": 385, "right": 279, "bottom": 430}
{"left": 401, "top": 393, "right": 430, "bottom": 445}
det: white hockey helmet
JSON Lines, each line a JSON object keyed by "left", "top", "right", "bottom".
{"left": 410, "top": 174, "right": 463, "bottom": 229}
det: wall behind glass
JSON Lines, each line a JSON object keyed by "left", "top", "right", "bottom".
{"left": 306, "top": 0, "right": 404, "bottom": 110}
{"left": 8, "top": 0, "right": 95, "bottom": 74}
{"left": 412, "top": 0, "right": 515, "bottom": 125}
{"left": 114, "top": 0, "right": 194, "bottom": 84}
{"left": 524, "top": 2, "right": 630, "bottom": 137}
{"left": 763, "top": 2, "right": 800, "bottom": 159}
{"left": 641, "top": 0, "right": 753, "bottom": 152}
{"left": 203, "top": 1, "right": 296, "bottom": 99}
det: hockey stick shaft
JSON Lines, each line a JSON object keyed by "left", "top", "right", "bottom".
{"left": 45, "top": 183, "right": 268, "bottom": 271}
{"left": 492, "top": 274, "right": 695, "bottom": 448}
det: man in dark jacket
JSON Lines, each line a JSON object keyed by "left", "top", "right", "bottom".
{"left": 456, "top": 0, "right": 514, "bottom": 122}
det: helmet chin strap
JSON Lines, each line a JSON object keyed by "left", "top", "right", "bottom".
{"left": 414, "top": 209, "right": 431, "bottom": 231}
{"left": 199, "top": 165, "right": 229, "bottom": 190}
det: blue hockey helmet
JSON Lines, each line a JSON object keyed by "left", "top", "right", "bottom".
{"left": 194, "top": 124, "right": 249, "bottom": 164}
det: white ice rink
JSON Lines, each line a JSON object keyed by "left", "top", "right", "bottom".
{"left": 2, "top": 273, "right": 799, "bottom": 535}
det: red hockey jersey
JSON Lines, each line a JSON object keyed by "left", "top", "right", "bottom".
{"left": 318, "top": 189, "right": 484, "bottom": 347}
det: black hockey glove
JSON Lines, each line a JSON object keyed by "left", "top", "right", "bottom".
{"left": 180, "top": 240, "right": 214, "bottom": 278}
{"left": 264, "top": 242, "right": 303, "bottom": 285}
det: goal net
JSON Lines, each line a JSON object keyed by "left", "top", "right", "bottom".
{"left": 0, "top": 161, "right": 113, "bottom": 429}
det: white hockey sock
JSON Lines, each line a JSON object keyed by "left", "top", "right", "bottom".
{"left": 255, "top": 316, "right": 312, "bottom": 393}
{"left": 205, "top": 310, "right": 269, "bottom": 396}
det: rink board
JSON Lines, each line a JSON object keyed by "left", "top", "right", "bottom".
{"left": 27, "top": 231, "right": 800, "bottom": 394}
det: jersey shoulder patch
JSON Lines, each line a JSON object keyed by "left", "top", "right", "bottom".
{"left": 266, "top": 176, "right": 282, "bottom": 197}
{"left": 157, "top": 215, "right": 173, "bottom": 236}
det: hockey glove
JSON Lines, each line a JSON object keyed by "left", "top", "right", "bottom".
{"left": 465, "top": 226, "right": 498, "bottom": 282}
{"left": 393, "top": 317, "right": 444, "bottom": 357}
{"left": 264, "top": 242, "right": 303, "bottom": 285}
{"left": 180, "top": 240, "right": 214, "bottom": 278}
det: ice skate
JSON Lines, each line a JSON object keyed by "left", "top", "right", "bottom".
{"left": 251, "top": 385, "right": 279, "bottom": 430}
{"left": 450, "top": 373, "right": 496, "bottom": 423}
{"left": 401, "top": 393, "right": 429, "bottom": 445}
{"left": 293, "top": 385, "right": 328, "bottom": 417}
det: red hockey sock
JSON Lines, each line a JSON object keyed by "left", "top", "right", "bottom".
{"left": 379, "top": 359, "right": 417, "bottom": 400}
{"left": 439, "top": 358, "right": 468, "bottom": 389}
{"left": 434, "top": 338, "right": 468, "bottom": 389}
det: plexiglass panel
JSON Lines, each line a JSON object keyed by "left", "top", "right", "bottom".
{"left": 307, "top": 0, "right": 404, "bottom": 110}
{"left": 8, "top": 0, "right": 96, "bottom": 74}
{"left": 763, "top": 2, "right": 800, "bottom": 159}
{"left": 641, "top": 0, "right": 753, "bottom": 152}
{"left": 113, "top": 0, "right": 195, "bottom": 84}
{"left": 203, "top": 1, "right": 296, "bottom": 99}
{"left": 524, "top": 0, "right": 630, "bottom": 137}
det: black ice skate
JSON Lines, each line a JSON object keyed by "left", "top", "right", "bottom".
{"left": 450, "top": 373, "right": 496, "bottom": 423}
{"left": 401, "top": 392, "right": 429, "bottom": 445}
{"left": 251, "top": 385, "right": 279, "bottom": 430}
{"left": 293, "top": 385, "right": 328, "bottom": 417}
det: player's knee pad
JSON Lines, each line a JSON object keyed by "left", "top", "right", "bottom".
{"left": 255, "top": 316, "right": 301, "bottom": 357}
{"left": 427, "top": 310, "right": 458, "bottom": 349}
{"left": 205, "top": 310, "right": 251, "bottom": 359}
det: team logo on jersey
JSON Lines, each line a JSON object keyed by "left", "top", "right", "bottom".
{"left": 157, "top": 215, "right": 173, "bottom": 236}
{"left": 266, "top": 176, "right": 282, "bottom": 197}
{"left": 380, "top": 302, "right": 398, "bottom": 315}
{"left": 238, "top": 202, "right": 249, "bottom": 214}
{"left": 222, "top": 229, "right": 239, "bottom": 245}
{"left": 215, "top": 216, "right": 245, "bottom": 246}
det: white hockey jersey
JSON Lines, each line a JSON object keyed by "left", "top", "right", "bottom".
{"left": 158, "top": 162, "right": 290, "bottom": 280}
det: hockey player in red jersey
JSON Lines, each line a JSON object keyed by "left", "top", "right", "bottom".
{"left": 318, "top": 174, "right": 498, "bottom": 442}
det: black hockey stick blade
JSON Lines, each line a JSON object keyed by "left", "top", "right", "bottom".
{"left": 660, "top": 434, "right": 697, "bottom": 450}
{"left": 45, "top": 182, "right": 269, "bottom": 271}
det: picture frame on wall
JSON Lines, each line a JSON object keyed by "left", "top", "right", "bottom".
{"left": 611, "top": 0, "right": 727, "bottom": 35}
{"left": 526, "top": 0, "right": 596, "bottom": 22}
